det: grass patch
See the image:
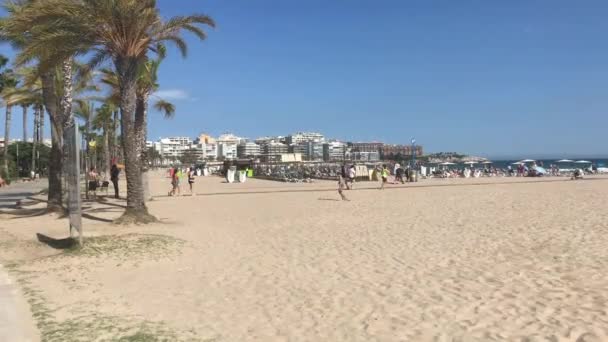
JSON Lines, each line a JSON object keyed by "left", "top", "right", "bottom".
{"left": 60, "top": 233, "right": 186, "bottom": 261}
{"left": 10, "top": 270, "right": 210, "bottom": 342}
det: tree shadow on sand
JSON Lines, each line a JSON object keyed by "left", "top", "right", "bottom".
{"left": 36, "top": 233, "right": 78, "bottom": 250}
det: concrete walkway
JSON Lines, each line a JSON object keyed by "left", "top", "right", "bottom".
{"left": 0, "top": 179, "right": 48, "bottom": 209}
{"left": 0, "top": 264, "right": 39, "bottom": 342}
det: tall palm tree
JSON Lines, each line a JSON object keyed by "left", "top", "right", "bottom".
{"left": 2, "top": 2, "right": 76, "bottom": 211}
{"left": 21, "top": 103, "right": 27, "bottom": 142}
{"left": 4, "top": 0, "right": 214, "bottom": 222}
{"left": 1, "top": 85, "right": 20, "bottom": 178}
{"left": 10, "top": 67, "right": 45, "bottom": 176}
{"left": 98, "top": 65, "right": 175, "bottom": 200}
{"left": 93, "top": 104, "right": 114, "bottom": 179}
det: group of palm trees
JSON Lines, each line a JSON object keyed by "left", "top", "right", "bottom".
{"left": 0, "top": 0, "right": 214, "bottom": 223}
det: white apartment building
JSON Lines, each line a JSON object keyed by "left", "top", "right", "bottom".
{"left": 237, "top": 142, "right": 261, "bottom": 158}
{"left": 286, "top": 132, "right": 325, "bottom": 145}
{"left": 255, "top": 136, "right": 286, "bottom": 145}
{"left": 204, "top": 143, "right": 218, "bottom": 160}
{"left": 323, "top": 141, "right": 347, "bottom": 161}
{"left": 216, "top": 133, "right": 243, "bottom": 160}
{"left": 156, "top": 137, "right": 193, "bottom": 159}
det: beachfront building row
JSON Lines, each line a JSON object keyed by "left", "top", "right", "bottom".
{"left": 149, "top": 131, "right": 423, "bottom": 164}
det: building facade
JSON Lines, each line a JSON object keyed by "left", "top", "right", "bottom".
{"left": 262, "top": 142, "right": 289, "bottom": 156}
{"left": 323, "top": 141, "right": 347, "bottom": 162}
{"left": 381, "top": 144, "right": 424, "bottom": 159}
{"left": 237, "top": 142, "right": 261, "bottom": 158}
{"left": 216, "top": 133, "right": 243, "bottom": 160}
{"left": 286, "top": 132, "right": 325, "bottom": 145}
{"left": 345, "top": 151, "right": 380, "bottom": 162}
{"left": 350, "top": 142, "right": 384, "bottom": 153}
{"left": 158, "top": 137, "right": 193, "bottom": 159}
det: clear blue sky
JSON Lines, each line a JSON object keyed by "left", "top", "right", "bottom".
{"left": 2, "top": 0, "right": 607, "bottom": 158}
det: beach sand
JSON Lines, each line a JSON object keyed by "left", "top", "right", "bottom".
{"left": 1, "top": 172, "right": 607, "bottom": 341}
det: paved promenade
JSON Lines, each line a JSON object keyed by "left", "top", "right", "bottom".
{"left": 0, "top": 264, "right": 38, "bottom": 342}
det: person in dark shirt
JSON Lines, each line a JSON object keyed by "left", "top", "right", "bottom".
{"left": 110, "top": 164, "right": 120, "bottom": 199}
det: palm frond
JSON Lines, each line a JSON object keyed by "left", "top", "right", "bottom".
{"left": 153, "top": 99, "right": 175, "bottom": 119}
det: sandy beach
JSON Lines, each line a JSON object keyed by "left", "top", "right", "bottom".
{"left": 1, "top": 173, "right": 607, "bottom": 341}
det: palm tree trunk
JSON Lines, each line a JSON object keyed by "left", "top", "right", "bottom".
{"left": 31, "top": 105, "right": 39, "bottom": 176}
{"left": 115, "top": 57, "right": 155, "bottom": 223}
{"left": 135, "top": 92, "right": 152, "bottom": 201}
{"left": 38, "top": 104, "right": 44, "bottom": 143}
{"left": 60, "top": 58, "right": 82, "bottom": 244}
{"left": 22, "top": 105, "right": 27, "bottom": 142}
{"left": 103, "top": 122, "right": 110, "bottom": 180}
{"left": 112, "top": 110, "right": 119, "bottom": 161}
{"left": 41, "top": 71, "right": 63, "bottom": 212}
{"left": 2, "top": 105, "right": 12, "bottom": 179}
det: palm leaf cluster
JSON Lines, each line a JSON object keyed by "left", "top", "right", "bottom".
{"left": 0, "top": 0, "right": 214, "bottom": 222}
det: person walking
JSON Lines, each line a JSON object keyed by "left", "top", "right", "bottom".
{"left": 347, "top": 164, "right": 356, "bottom": 189}
{"left": 380, "top": 165, "right": 389, "bottom": 190}
{"left": 110, "top": 164, "right": 120, "bottom": 199}
{"left": 338, "top": 172, "right": 349, "bottom": 201}
{"left": 188, "top": 167, "right": 196, "bottom": 196}
{"left": 87, "top": 166, "right": 99, "bottom": 199}
{"left": 169, "top": 167, "right": 179, "bottom": 196}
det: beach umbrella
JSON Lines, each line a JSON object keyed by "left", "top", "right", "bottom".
{"left": 575, "top": 160, "right": 591, "bottom": 164}
{"left": 511, "top": 162, "right": 523, "bottom": 165}
{"left": 481, "top": 161, "right": 493, "bottom": 164}
{"left": 440, "top": 162, "right": 456, "bottom": 165}
{"left": 556, "top": 159, "right": 574, "bottom": 163}
{"left": 519, "top": 159, "right": 536, "bottom": 163}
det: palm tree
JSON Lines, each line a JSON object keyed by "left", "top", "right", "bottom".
{"left": 4, "top": 0, "right": 214, "bottom": 222}
{"left": 11, "top": 67, "right": 45, "bottom": 177}
{"left": 1, "top": 85, "right": 20, "bottom": 179}
{"left": 21, "top": 103, "right": 27, "bottom": 142}
{"left": 98, "top": 64, "right": 176, "bottom": 201}
{"left": 93, "top": 104, "right": 114, "bottom": 179}
{"left": 2, "top": 2, "right": 75, "bottom": 211}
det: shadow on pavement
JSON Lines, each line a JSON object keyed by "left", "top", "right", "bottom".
{"left": 36, "top": 233, "right": 77, "bottom": 250}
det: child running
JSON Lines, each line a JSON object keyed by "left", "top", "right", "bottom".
{"left": 380, "top": 164, "right": 389, "bottom": 190}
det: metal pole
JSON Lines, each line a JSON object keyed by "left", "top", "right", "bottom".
{"left": 411, "top": 138, "right": 416, "bottom": 168}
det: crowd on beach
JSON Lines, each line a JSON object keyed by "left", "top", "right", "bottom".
{"left": 167, "top": 166, "right": 198, "bottom": 196}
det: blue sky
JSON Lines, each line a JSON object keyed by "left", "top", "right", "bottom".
{"left": 2, "top": 0, "right": 608, "bottom": 158}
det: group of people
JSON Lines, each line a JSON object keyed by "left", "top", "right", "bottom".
{"left": 86, "top": 164, "right": 121, "bottom": 199}
{"left": 337, "top": 164, "right": 397, "bottom": 200}
{"left": 337, "top": 164, "right": 357, "bottom": 200}
{"left": 168, "top": 166, "right": 197, "bottom": 196}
